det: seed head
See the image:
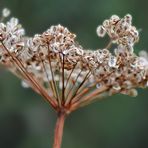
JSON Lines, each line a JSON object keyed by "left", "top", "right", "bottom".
{"left": 0, "top": 11, "right": 148, "bottom": 113}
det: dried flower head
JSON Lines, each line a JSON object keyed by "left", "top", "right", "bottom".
{"left": 0, "top": 11, "right": 148, "bottom": 114}
{"left": 97, "top": 14, "right": 139, "bottom": 53}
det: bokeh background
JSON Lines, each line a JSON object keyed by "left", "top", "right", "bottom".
{"left": 0, "top": 0, "right": 148, "bottom": 148}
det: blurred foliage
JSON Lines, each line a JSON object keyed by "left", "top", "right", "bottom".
{"left": 0, "top": 0, "right": 148, "bottom": 148}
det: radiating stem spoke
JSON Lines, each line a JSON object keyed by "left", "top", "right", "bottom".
{"left": 1, "top": 41, "right": 57, "bottom": 109}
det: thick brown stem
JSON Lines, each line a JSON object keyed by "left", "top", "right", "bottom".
{"left": 53, "top": 112, "right": 66, "bottom": 148}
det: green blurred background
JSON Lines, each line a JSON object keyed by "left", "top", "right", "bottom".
{"left": 0, "top": 0, "right": 148, "bottom": 148}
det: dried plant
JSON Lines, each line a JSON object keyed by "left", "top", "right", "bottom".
{"left": 0, "top": 8, "right": 148, "bottom": 148}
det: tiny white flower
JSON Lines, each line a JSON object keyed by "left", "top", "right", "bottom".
{"left": 113, "top": 83, "right": 121, "bottom": 91}
{"left": 21, "top": 81, "right": 30, "bottom": 88}
{"left": 96, "top": 83, "right": 101, "bottom": 89}
{"left": 2, "top": 8, "right": 10, "bottom": 18}
{"left": 108, "top": 56, "right": 117, "bottom": 68}
{"left": 96, "top": 25, "right": 106, "bottom": 37}
{"left": 7, "top": 18, "right": 18, "bottom": 30}
{"left": 128, "top": 89, "right": 138, "bottom": 97}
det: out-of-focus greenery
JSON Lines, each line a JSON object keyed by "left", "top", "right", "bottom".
{"left": 0, "top": 0, "right": 148, "bottom": 148}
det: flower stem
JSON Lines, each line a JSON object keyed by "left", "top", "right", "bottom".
{"left": 53, "top": 111, "right": 66, "bottom": 148}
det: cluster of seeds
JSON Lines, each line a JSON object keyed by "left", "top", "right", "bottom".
{"left": 0, "top": 8, "right": 148, "bottom": 112}
{"left": 97, "top": 14, "right": 139, "bottom": 53}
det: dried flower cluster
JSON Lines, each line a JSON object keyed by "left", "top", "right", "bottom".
{"left": 0, "top": 9, "right": 148, "bottom": 113}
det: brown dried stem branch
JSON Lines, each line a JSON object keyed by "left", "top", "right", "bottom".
{"left": 53, "top": 111, "right": 67, "bottom": 148}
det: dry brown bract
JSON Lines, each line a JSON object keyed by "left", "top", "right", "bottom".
{"left": 0, "top": 9, "right": 148, "bottom": 113}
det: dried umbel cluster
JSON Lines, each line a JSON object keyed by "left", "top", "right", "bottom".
{"left": 0, "top": 9, "right": 148, "bottom": 113}
{"left": 97, "top": 14, "right": 139, "bottom": 52}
